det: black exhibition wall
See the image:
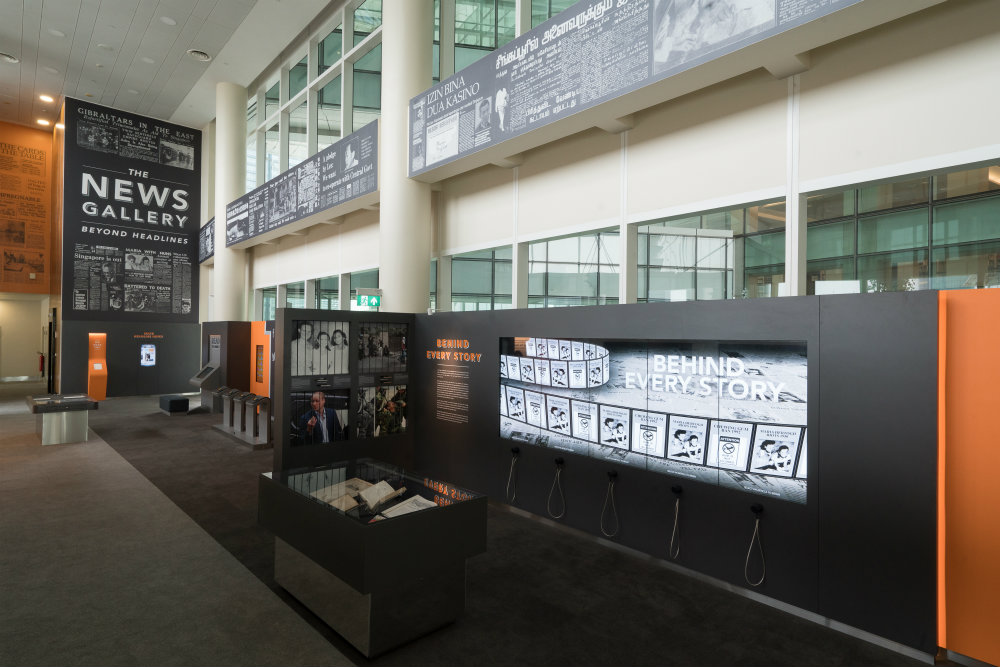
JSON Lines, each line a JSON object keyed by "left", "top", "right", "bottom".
{"left": 59, "top": 98, "right": 201, "bottom": 396}
{"left": 61, "top": 319, "right": 199, "bottom": 396}
{"left": 409, "top": 291, "right": 938, "bottom": 654}
{"left": 201, "top": 321, "right": 251, "bottom": 392}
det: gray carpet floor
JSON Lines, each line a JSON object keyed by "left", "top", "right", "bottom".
{"left": 0, "top": 390, "right": 352, "bottom": 666}
{"left": 2, "top": 387, "right": 937, "bottom": 666}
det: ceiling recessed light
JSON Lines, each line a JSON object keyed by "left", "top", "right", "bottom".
{"left": 37, "top": 119, "right": 51, "bottom": 126}
{"left": 47, "top": 28, "right": 66, "bottom": 38}
{"left": 186, "top": 49, "right": 212, "bottom": 62}
{"left": 97, "top": 43, "right": 114, "bottom": 52}
{"left": 55, "top": 123, "right": 65, "bottom": 130}
{"left": 127, "top": 89, "right": 140, "bottom": 95}
{"left": 140, "top": 56, "right": 155, "bottom": 64}
{"left": 95, "top": 63, "right": 104, "bottom": 68}
{"left": 39, "top": 94, "right": 54, "bottom": 103}
{"left": 0, "top": 52, "right": 19, "bottom": 64}
{"left": 43, "top": 66, "right": 60, "bottom": 75}
{"left": 160, "top": 16, "right": 177, "bottom": 26}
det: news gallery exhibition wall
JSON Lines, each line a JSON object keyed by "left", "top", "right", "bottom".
{"left": 411, "top": 292, "right": 938, "bottom": 655}
{"left": 59, "top": 98, "right": 201, "bottom": 395}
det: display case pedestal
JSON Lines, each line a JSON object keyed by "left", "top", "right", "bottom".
{"left": 275, "top": 538, "right": 466, "bottom": 657}
{"left": 258, "top": 459, "right": 486, "bottom": 658}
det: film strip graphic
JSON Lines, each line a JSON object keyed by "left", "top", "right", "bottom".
{"left": 500, "top": 338, "right": 611, "bottom": 389}
{"left": 500, "top": 391, "right": 806, "bottom": 483}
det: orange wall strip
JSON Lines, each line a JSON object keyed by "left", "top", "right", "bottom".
{"left": 939, "top": 289, "right": 1000, "bottom": 666}
{"left": 249, "top": 321, "right": 270, "bottom": 398}
{"left": 87, "top": 332, "right": 107, "bottom": 401}
{"left": 937, "top": 292, "right": 947, "bottom": 650}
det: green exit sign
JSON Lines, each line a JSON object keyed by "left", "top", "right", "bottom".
{"left": 356, "top": 294, "right": 381, "bottom": 307}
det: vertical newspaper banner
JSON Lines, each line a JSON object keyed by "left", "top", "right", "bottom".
{"left": 62, "top": 99, "right": 200, "bottom": 322}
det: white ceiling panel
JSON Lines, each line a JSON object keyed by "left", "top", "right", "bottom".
{"left": 1, "top": 0, "right": 281, "bottom": 130}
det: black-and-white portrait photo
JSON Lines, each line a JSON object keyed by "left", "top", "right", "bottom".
{"left": 475, "top": 98, "right": 492, "bottom": 132}
{"left": 344, "top": 141, "right": 359, "bottom": 170}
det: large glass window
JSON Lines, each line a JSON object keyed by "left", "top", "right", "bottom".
{"left": 451, "top": 246, "right": 512, "bottom": 311}
{"left": 353, "top": 0, "right": 382, "bottom": 46}
{"left": 531, "top": 0, "right": 577, "bottom": 27}
{"left": 528, "top": 229, "right": 619, "bottom": 308}
{"left": 319, "top": 25, "right": 343, "bottom": 73}
{"left": 315, "top": 276, "right": 339, "bottom": 309}
{"left": 246, "top": 134, "right": 257, "bottom": 193}
{"left": 455, "top": 0, "right": 516, "bottom": 70}
{"left": 638, "top": 200, "right": 783, "bottom": 302}
{"left": 350, "top": 269, "right": 379, "bottom": 301}
{"left": 288, "top": 55, "right": 308, "bottom": 100}
{"left": 285, "top": 281, "right": 306, "bottom": 308}
{"left": 318, "top": 76, "right": 342, "bottom": 151}
{"left": 352, "top": 45, "right": 381, "bottom": 132}
{"left": 261, "top": 287, "right": 277, "bottom": 321}
{"left": 264, "top": 122, "right": 280, "bottom": 181}
{"left": 287, "top": 101, "right": 308, "bottom": 169}
{"left": 265, "top": 81, "right": 280, "bottom": 119}
{"left": 807, "top": 164, "right": 1000, "bottom": 294}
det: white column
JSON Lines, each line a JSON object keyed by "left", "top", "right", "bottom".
{"left": 304, "top": 279, "right": 317, "bottom": 309}
{"left": 619, "top": 132, "right": 637, "bottom": 304}
{"left": 512, "top": 242, "right": 529, "bottom": 308}
{"left": 515, "top": 0, "right": 532, "bottom": 36}
{"left": 338, "top": 271, "right": 352, "bottom": 310}
{"left": 379, "top": 0, "right": 434, "bottom": 313}
{"left": 436, "top": 255, "right": 452, "bottom": 312}
{"left": 620, "top": 223, "right": 638, "bottom": 304}
{"left": 214, "top": 82, "right": 248, "bottom": 321}
{"left": 784, "top": 74, "right": 807, "bottom": 296}
{"left": 439, "top": 0, "right": 456, "bottom": 80}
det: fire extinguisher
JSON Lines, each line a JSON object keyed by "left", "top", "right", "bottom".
{"left": 39, "top": 352, "right": 45, "bottom": 375}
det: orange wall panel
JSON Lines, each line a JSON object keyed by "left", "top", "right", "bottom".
{"left": 249, "top": 321, "right": 270, "bottom": 398}
{"left": 940, "top": 289, "right": 1000, "bottom": 666}
{"left": 0, "top": 121, "right": 53, "bottom": 294}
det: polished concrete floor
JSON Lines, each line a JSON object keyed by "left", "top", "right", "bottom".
{"left": 1, "top": 385, "right": 936, "bottom": 666}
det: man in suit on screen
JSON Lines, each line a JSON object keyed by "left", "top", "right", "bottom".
{"left": 298, "top": 391, "right": 343, "bottom": 444}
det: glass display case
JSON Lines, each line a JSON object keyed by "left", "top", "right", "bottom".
{"left": 275, "top": 458, "right": 478, "bottom": 522}
{"left": 258, "top": 458, "right": 487, "bottom": 657}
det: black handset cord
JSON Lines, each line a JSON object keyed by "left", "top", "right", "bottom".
{"left": 669, "top": 497, "right": 681, "bottom": 559}
{"left": 547, "top": 462, "right": 566, "bottom": 519}
{"left": 600, "top": 475, "right": 619, "bottom": 537}
{"left": 744, "top": 515, "right": 766, "bottom": 587}
{"left": 505, "top": 450, "right": 519, "bottom": 504}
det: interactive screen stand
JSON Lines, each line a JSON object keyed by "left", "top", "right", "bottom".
{"left": 87, "top": 333, "right": 108, "bottom": 401}
{"left": 189, "top": 365, "right": 222, "bottom": 412}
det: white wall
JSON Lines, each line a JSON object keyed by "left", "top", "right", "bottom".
{"left": 250, "top": 208, "right": 381, "bottom": 289}
{"left": 517, "top": 128, "right": 621, "bottom": 238}
{"left": 799, "top": 0, "right": 1000, "bottom": 190}
{"left": 628, "top": 69, "right": 788, "bottom": 220}
{"left": 439, "top": 165, "right": 514, "bottom": 254}
{"left": 0, "top": 297, "right": 45, "bottom": 377}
